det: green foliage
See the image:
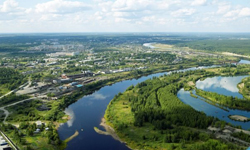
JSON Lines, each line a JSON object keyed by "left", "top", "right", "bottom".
{"left": 239, "top": 76, "right": 250, "bottom": 100}
{"left": 105, "top": 69, "right": 243, "bottom": 149}
{"left": 176, "top": 39, "right": 250, "bottom": 55}
{"left": 196, "top": 89, "right": 250, "bottom": 111}
{"left": 0, "top": 93, "right": 29, "bottom": 106}
{"left": 231, "top": 131, "right": 250, "bottom": 143}
{"left": 0, "top": 68, "right": 27, "bottom": 91}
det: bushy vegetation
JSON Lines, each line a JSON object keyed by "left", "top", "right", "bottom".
{"left": 6, "top": 100, "right": 65, "bottom": 122}
{"left": 176, "top": 39, "right": 250, "bottom": 55}
{"left": 0, "top": 68, "right": 27, "bottom": 95}
{"left": 196, "top": 89, "right": 250, "bottom": 111}
{"left": 0, "top": 93, "right": 29, "bottom": 106}
{"left": 238, "top": 76, "right": 250, "bottom": 100}
{"left": 105, "top": 69, "right": 243, "bottom": 149}
{"left": 0, "top": 122, "right": 61, "bottom": 150}
{"left": 231, "top": 131, "right": 250, "bottom": 143}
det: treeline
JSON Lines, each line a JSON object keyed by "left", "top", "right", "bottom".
{"left": 0, "top": 68, "right": 27, "bottom": 90}
{"left": 231, "top": 131, "right": 250, "bottom": 143}
{"left": 176, "top": 39, "right": 250, "bottom": 55}
{"left": 238, "top": 76, "right": 250, "bottom": 100}
{"left": 220, "top": 65, "right": 250, "bottom": 76}
{"left": 0, "top": 93, "right": 29, "bottom": 106}
{"left": 6, "top": 100, "right": 65, "bottom": 122}
{"left": 196, "top": 89, "right": 250, "bottom": 111}
{"left": 131, "top": 75, "right": 214, "bottom": 131}
{"left": 0, "top": 122, "right": 61, "bottom": 149}
{"left": 105, "top": 69, "right": 243, "bottom": 149}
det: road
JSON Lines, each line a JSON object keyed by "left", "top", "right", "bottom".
{"left": 0, "top": 98, "right": 35, "bottom": 123}
{"left": 0, "top": 81, "right": 29, "bottom": 100}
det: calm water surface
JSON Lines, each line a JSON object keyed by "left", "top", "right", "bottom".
{"left": 178, "top": 75, "right": 250, "bottom": 130}
{"left": 239, "top": 59, "right": 250, "bottom": 64}
{"left": 58, "top": 66, "right": 217, "bottom": 150}
{"left": 58, "top": 61, "right": 249, "bottom": 149}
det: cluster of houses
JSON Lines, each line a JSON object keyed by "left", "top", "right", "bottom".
{"left": 97, "top": 67, "right": 147, "bottom": 74}
{"left": 34, "top": 121, "right": 49, "bottom": 134}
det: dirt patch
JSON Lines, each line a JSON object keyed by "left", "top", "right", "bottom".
{"left": 238, "top": 83, "right": 245, "bottom": 89}
{"left": 222, "top": 52, "right": 250, "bottom": 58}
{"left": 229, "top": 115, "right": 249, "bottom": 122}
{"left": 188, "top": 81, "right": 195, "bottom": 86}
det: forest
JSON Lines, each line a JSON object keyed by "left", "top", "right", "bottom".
{"left": 195, "top": 89, "right": 250, "bottom": 111}
{"left": 105, "top": 69, "right": 244, "bottom": 150}
{"left": 0, "top": 93, "right": 29, "bottom": 106}
{"left": 0, "top": 121, "right": 61, "bottom": 149}
{"left": 175, "top": 39, "right": 250, "bottom": 55}
{"left": 238, "top": 76, "right": 250, "bottom": 100}
{"left": 0, "top": 68, "right": 27, "bottom": 96}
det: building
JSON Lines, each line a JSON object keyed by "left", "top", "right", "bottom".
{"left": 69, "top": 82, "right": 78, "bottom": 86}
{"left": 0, "top": 140, "right": 7, "bottom": 146}
{"left": 76, "top": 84, "right": 83, "bottom": 88}
{"left": 46, "top": 52, "right": 79, "bottom": 57}
{"left": 36, "top": 121, "right": 42, "bottom": 128}
{"left": 61, "top": 78, "right": 73, "bottom": 83}
{"left": 61, "top": 74, "right": 68, "bottom": 79}
{"left": 34, "top": 128, "right": 41, "bottom": 134}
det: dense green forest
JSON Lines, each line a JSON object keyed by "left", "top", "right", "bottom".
{"left": 175, "top": 39, "right": 250, "bottom": 55}
{"left": 238, "top": 76, "right": 250, "bottom": 100}
{"left": 105, "top": 69, "right": 244, "bottom": 150}
{"left": 0, "top": 68, "right": 27, "bottom": 96}
{"left": 0, "top": 94, "right": 29, "bottom": 106}
{"left": 195, "top": 89, "right": 250, "bottom": 111}
{"left": 231, "top": 131, "right": 250, "bottom": 143}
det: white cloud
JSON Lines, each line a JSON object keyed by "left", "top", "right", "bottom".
{"left": 0, "top": 0, "right": 18, "bottom": 12}
{"left": 239, "top": 7, "right": 250, "bottom": 17}
{"left": 171, "top": 8, "right": 196, "bottom": 17}
{"left": 97, "top": 0, "right": 171, "bottom": 22}
{"left": 191, "top": 0, "right": 207, "bottom": 6}
{"left": 89, "top": 93, "right": 108, "bottom": 100}
{"left": 223, "top": 9, "right": 240, "bottom": 18}
{"left": 217, "top": 5, "right": 231, "bottom": 14}
{"left": 0, "top": 0, "right": 250, "bottom": 32}
{"left": 35, "top": 0, "right": 92, "bottom": 14}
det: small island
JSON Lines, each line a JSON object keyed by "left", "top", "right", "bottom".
{"left": 229, "top": 115, "right": 250, "bottom": 122}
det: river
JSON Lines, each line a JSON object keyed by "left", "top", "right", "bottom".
{"left": 58, "top": 61, "right": 250, "bottom": 149}
{"left": 58, "top": 65, "right": 219, "bottom": 150}
{"left": 177, "top": 75, "right": 250, "bottom": 130}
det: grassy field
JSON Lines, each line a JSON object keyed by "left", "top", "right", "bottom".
{"left": 25, "top": 133, "right": 58, "bottom": 150}
{"left": 105, "top": 91, "right": 182, "bottom": 150}
{"left": 0, "top": 87, "right": 9, "bottom": 96}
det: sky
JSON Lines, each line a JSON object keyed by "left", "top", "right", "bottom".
{"left": 0, "top": 0, "right": 250, "bottom": 33}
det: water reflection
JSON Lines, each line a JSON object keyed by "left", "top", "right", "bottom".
{"left": 178, "top": 88, "right": 250, "bottom": 130}
{"left": 89, "top": 93, "right": 108, "bottom": 100}
{"left": 64, "top": 107, "right": 75, "bottom": 127}
{"left": 196, "top": 76, "right": 247, "bottom": 98}
{"left": 239, "top": 59, "right": 250, "bottom": 64}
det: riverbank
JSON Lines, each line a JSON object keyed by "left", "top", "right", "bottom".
{"left": 237, "top": 76, "right": 250, "bottom": 100}
{"left": 229, "top": 115, "right": 250, "bottom": 122}
{"left": 104, "top": 65, "right": 250, "bottom": 150}
{"left": 94, "top": 118, "right": 123, "bottom": 143}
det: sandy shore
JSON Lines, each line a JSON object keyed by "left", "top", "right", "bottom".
{"left": 94, "top": 118, "right": 124, "bottom": 143}
{"left": 229, "top": 115, "right": 249, "bottom": 122}
{"left": 64, "top": 130, "right": 79, "bottom": 143}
